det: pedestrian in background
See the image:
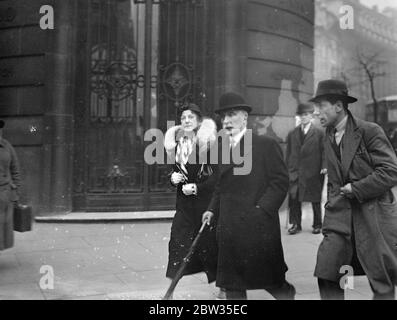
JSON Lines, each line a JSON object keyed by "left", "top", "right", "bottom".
{"left": 202, "top": 93, "right": 295, "bottom": 300}
{"left": 286, "top": 103, "right": 326, "bottom": 235}
{"left": 164, "top": 103, "right": 219, "bottom": 296}
{"left": 0, "top": 119, "right": 21, "bottom": 251}
{"left": 312, "top": 79, "right": 397, "bottom": 300}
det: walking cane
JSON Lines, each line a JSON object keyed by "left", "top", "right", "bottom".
{"left": 285, "top": 207, "right": 290, "bottom": 229}
{"left": 163, "top": 220, "right": 208, "bottom": 300}
{"left": 285, "top": 196, "right": 290, "bottom": 229}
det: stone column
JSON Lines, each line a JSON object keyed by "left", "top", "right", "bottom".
{"left": 41, "top": 0, "right": 76, "bottom": 214}
{"left": 211, "top": 0, "right": 248, "bottom": 106}
{"left": 212, "top": 0, "right": 315, "bottom": 143}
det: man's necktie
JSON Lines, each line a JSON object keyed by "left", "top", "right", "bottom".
{"left": 331, "top": 127, "right": 341, "bottom": 160}
{"left": 333, "top": 128, "right": 339, "bottom": 146}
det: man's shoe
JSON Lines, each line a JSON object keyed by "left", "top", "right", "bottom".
{"left": 312, "top": 227, "right": 322, "bottom": 235}
{"left": 287, "top": 283, "right": 296, "bottom": 300}
{"left": 215, "top": 288, "right": 226, "bottom": 300}
{"left": 288, "top": 225, "right": 302, "bottom": 235}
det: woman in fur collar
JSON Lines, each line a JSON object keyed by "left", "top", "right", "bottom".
{"left": 164, "top": 103, "right": 219, "bottom": 293}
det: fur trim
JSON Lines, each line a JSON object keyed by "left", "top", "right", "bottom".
{"left": 197, "top": 118, "right": 217, "bottom": 154}
{"left": 164, "top": 125, "right": 181, "bottom": 153}
{"left": 163, "top": 118, "right": 217, "bottom": 155}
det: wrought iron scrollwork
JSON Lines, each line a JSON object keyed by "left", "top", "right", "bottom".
{"left": 159, "top": 62, "right": 193, "bottom": 107}
{"left": 91, "top": 45, "right": 141, "bottom": 102}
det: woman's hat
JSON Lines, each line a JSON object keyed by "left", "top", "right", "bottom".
{"left": 309, "top": 79, "right": 357, "bottom": 104}
{"left": 214, "top": 92, "right": 252, "bottom": 114}
{"left": 179, "top": 103, "right": 202, "bottom": 117}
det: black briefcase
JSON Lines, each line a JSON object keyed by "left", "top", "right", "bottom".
{"left": 13, "top": 204, "right": 33, "bottom": 232}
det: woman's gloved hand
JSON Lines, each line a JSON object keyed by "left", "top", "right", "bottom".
{"left": 171, "top": 172, "right": 185, "bottom": 185}
{"left": 182, "top": 183, "right": 197, "bottom": 196}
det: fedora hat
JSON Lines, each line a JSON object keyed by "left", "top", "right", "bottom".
{"left": 0, "top": 119, "right": 4, "bottom": 129}
{"left": 310, "top": 79, "right": 357, "bottom": 104}
{"left": 296, "top": 103, "right": 314, "bottom": 115}
{"left": 214, "top": 92, "right": 252, "bottom": 114}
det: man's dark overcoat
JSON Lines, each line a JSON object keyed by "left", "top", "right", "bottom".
{"left": 208, "top": 132, "right": 290, "bottom": 290}
{"left": 315, "top": 113, "right": 397, "bottom": 294}
{"left": 286, "top": 124, "right": 325, "bottom": 202}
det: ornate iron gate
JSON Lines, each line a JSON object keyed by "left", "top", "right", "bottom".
{"left": 73, "top": 0, "right": 212, "bottom": 211}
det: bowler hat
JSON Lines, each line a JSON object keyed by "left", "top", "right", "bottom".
{"left": 179, "top": 103, "right": 202, "bottom": 117}
{"left": 296, "top": 103, "right": 314, "bottom": 115}
{"left": 310, "top": 79, "right": 357, "bottom": 104}
{"left": 0, "top": 120, "right": 4, "bottom": 129}
{"left": 214, "top": 92, "right": 252, "bottom": 114}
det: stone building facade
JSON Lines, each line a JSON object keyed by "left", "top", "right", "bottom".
{"left": 315, "top": 0, "right": 397, "bottom": 119}
{"left": 0, "top": 0, "right": 315, "bottom": 215}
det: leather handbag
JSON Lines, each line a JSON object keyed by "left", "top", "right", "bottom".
{"left": 13, "top": 204, "right": 33, "bottom": 232}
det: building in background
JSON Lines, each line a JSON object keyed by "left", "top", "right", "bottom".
{"left": 0, "top": 0, "right": 315, "bottom": 215}
{"left": 315, "top": 0, "right": 397, "bottom": 120}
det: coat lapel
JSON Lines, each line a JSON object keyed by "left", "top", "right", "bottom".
{"left": 301, "top": 125, "right": 315, "bottom": 148}
{"left": 305, "top": 125, "right": 315, "bottom": 142}
{"left": 220, "top": 134, "right": 234, "bottom": 176}
{"left": 341, "top": 117, "right": 362, "bottom": 181}
{"left": 291, "top": 127, "right": 303, "bottom": 148}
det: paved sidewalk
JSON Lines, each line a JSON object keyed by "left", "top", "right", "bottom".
{"left": 0, "top": 205, "right": 375, "bottom": 300}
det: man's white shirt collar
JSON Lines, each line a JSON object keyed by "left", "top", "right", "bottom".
{"left": 301, "top": 122, "right": 311, "bottom": 135}
{"left": 230, "top": 127, "right": 247, "bottom": 148}
{"left": 334, "top": 115, "right": 348, "bottom": 145}
{"left": 335, "top": 115, "right": 348, "bottom": 133}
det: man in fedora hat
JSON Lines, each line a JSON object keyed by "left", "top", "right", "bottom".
{"left": 286, "top": 103, "right": 326, "bottom": 235}
{"left": 202, "top": 92, "right": 295, "bottom": 300}
{"left": 312, "top": 79, "right": 397, "bottom": 300}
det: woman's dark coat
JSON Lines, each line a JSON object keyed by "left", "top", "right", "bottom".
{"left": 164, "top": 119, "right": 218, "bottom": 283}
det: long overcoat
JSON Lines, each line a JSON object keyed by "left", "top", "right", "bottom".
{"left": 208, "top": 132, "right": 289, "bottom": 290}
{"left": 286, "top": 125, "right": 325, "bottom": 202}
{"left": 164, "top": 119, "right": 218, "bottom": 283}
{"left": 315, "top": 114, "right": 397, "bottom": 294}
{"left": 0, "top": 138, "right": 21, "bottom": 251}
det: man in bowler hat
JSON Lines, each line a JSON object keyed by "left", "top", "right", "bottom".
{"left": 202, "top": 92, "right": 295, "bottom": 300}
{"left": 312, "top": 79, "right": 397, "bottom": 300}
{"left": 286, "top": 103, "right": 326, "bottom": 235}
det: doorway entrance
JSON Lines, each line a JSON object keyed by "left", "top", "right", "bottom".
{"left": 73, "top": 0, "right": 213, "bottom": 212}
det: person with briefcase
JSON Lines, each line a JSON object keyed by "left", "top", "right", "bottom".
{"left": 0, "top": 119, "right": 23, "bottom": 251}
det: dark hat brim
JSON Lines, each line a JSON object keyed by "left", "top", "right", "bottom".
{"left": 309, "top": 94, "right": 357, "bottom": 104}
{"left": 296, "top": 110, "right": 315, "bottom": 115}
{"left": 214, "top": 104, "right": 252, "bottom": 114}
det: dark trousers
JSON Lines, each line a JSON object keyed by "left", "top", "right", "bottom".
{"left": 318, "top": 278, "right": 395, "bottom": 300}
{"left": 318, "top": 278, "right": 344, "bottom": 300}
{"left": 225, "top": 281, "right": 296, "bottom": 300}
{"left": 289, "top": 198, "right": 322, "bottom": 229}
